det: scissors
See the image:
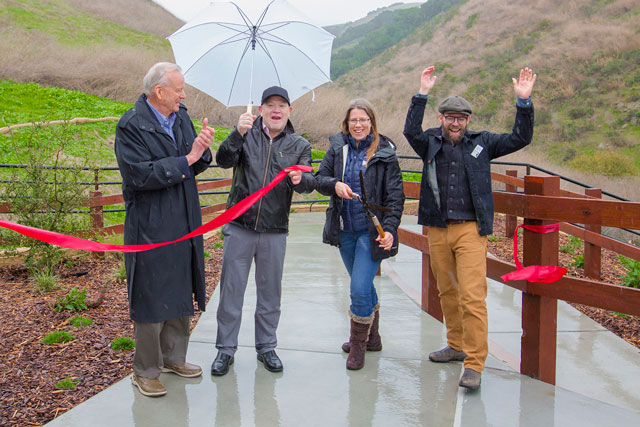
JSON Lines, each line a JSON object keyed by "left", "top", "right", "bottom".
{"left": 347, "top": 170, "right": 392, "bottom": 239}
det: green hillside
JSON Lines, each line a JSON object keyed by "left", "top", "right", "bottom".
{"left": 330, "top": 0, "right": 464, "bottom": 79}
{"left": 0, "top": 80, "right": 229, "bottom": 165}
{"left": 0, "top": 0, "right": 179, "bottom": 103}
{"left": 298, "top": 0, "right": 640, "bottom": 184}
{"left": 1, "top": 0, "right": 167, "bottom": 49}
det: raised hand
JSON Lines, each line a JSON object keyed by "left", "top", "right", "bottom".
{"left": 419, "top": 66, "right": 437, "bottom": 95}
{"left": 512, "top": 67, "right": 537, "bottom": 98}
{"left": 187, "top": 118, "right": 214, "bottom": 165}
{"left": 237, "top": 112, "right": 256, "bottom": 136}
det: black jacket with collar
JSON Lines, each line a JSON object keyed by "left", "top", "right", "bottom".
{"left": 315, "top": 133, "right": 405, "bottom": 261}
{"left": 115, "top": 94, "right": 211, "bottom": 322}
{"left": 403, "top": 94, "right": 534, "bottom": 236}
{"left": 216, "top": 117, "right": 315, "bottom": 233}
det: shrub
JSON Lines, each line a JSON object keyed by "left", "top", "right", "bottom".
{"left": 53, "top": 287, "right": 87, "bottom": 312}
{"left": 56, "top": 376, "right": 79, "bottom": 390}
{"left": 111, "top": 337, "right": 135, "bottom": 351}
{"left": 1, "top": 122, "right": 93, "bottom": 276}
{"left": 618, "top": 256, "right": 640, "bottom": 288}
{"left": 32, "top": 271, "right": 58, "bottom": 293}
{"left": 213, "top": 242, "right": 223, "bottom": 249}
{"left": 42, "top": 330, "right": 74, "bottom": 344}
{"left": 571, "top": 254, "right": 585, "bottom": 269}
{"left": 114, "top": 263, "right": 126, "bottom": 281}
{"left": 203, "top": 249, "right": 210, "bottom": 258}
{"left": 69, "top": 315, "right": 93, "bottom": 327}
{"left": 560, "top": 235, "right": 583, "bottom": 254}
{"left": 568, "top": 151, "right": 637, "bottom": 177}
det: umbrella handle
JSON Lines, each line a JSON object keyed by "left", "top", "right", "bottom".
{"left": 246, "top": 103, "right": 253, "bottom": 114}
{"left": 371, "top": 215, "right": 385, "bottom": 239}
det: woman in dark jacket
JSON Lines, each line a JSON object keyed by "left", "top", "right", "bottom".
{"left": 316, "top": 99, "right": 404, "bottom": 370}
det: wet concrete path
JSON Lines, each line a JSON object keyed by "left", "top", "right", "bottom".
{"left": 47, "top": 213, "right": 640, "bottom": 426}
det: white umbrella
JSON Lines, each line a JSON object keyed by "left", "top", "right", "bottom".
{"left": 167, "top": 0, "right": 334, "bottom": 111}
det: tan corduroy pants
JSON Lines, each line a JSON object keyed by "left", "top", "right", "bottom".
{"left": 428, "top": 222, "right": 488, "bottom": 372}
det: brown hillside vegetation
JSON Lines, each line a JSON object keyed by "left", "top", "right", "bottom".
{"left": 297, "top": 0, "right": 640, "bottom": 150}
{"left": 0, "top": 0, "right": 181, "bottom": 102}
{"left": 1, "top": 0, "right": 640, "bottom": 198}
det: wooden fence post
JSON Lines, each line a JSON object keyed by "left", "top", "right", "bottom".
{"left": 421, "top": 226, "right": 443, "bottom": 322}
{"left": 505, "top": 169, "right": 518, "bottom": 237}
{"left": 90, "top": 191, "right": 104, "bottom": 258}
{"left": 520, "top": 176, "right": 560, "bottom": 385}
{"left": 584, "top": 188, "right": 602, "bottom": 280}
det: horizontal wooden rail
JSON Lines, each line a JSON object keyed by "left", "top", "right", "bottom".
{"left": 559, "top": 223, "right": 640, "bottom": 261}
{"left": 403, "top": 181, "right": 420, "bottom": 199}
{"left": 486, "top": 257, "right": 640, "bottom": 316}
{"left": 494, "top": 193, "right": 640, "bottom": 229}
{"left": 492, "top": 171, "right": 596, "bottom": 199}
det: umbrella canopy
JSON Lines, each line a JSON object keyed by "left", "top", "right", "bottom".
{"left": 167, "top": 0, "right": 335, "bottom": 107}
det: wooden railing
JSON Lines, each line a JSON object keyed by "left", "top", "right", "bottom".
{"left": 398, "top": 173, "right": 640, "bottom": 385}
{"left": 84, "top": 178, "right": 233, "bottom": 237}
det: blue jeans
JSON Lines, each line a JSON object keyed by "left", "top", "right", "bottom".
{"left": 339, "top": 230, "right": 381, "bottom": 319}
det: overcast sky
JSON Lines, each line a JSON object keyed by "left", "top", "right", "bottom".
{"left": 152, "top": 0, "right": 417, "bottom": 26}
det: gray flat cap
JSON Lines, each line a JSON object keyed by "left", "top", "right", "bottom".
{"left": 438, "top": 96, "right": 473, "bottom": 115}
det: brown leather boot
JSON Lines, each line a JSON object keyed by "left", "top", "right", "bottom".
{"left": 342, "top": 308, "right": 382, "bottom": 353}
{"left": 346, "top": 319, "right": 371, "bottom": 370}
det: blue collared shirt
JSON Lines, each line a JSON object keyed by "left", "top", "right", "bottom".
{"left": 145, "top": 99, "right": 176, "bottom": 144}
{"left": 145, "top": 99, "right": 193, "bottom": 179}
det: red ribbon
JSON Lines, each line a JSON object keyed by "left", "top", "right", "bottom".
{"left": 0, "top": 165, "right": 313, "bottom": 253}
{"left": 500, "top": 223, "right": 567, "bottom": 283}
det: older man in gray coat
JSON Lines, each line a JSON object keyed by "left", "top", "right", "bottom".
{"left": 115, "top": 62, "right": 214, "bottom": 397}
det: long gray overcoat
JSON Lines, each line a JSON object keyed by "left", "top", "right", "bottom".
{"left": 114, "top": 94, "right": 212, "bottom": 322}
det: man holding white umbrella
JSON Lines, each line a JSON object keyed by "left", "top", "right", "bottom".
{"left": 211, "top": 86, "right": 315, "bottom": 375}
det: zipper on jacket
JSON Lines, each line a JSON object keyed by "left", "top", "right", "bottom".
{"left": 254, "top": 136, "right": 273, "bottom": 230}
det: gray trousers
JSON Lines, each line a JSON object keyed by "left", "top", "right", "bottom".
{"left": 133, "top": 316, "right": 190, "bottom": 379}
{"left": 216, "top": 223, "right": 287, "bottom": 356}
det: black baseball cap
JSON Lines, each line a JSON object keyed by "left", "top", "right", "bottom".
{"left": 261, "top": 86, "right": 290, "bottom": 105}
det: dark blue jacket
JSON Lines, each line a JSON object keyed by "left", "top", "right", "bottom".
{"left": 316, "top": 133, "right": 405, "bottom": 261}
{"left": 403, "top": 94, "right": 534, "bottom": 236}
{"left": 341, "top": 134, "right": 371, "bottom": 232}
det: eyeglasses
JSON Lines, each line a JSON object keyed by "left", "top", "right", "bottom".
{"left": 349, "top": 118, "right": 371, "bottom": 125}
{"left": 443, "top": 115, "right": 468, "bottom": 125}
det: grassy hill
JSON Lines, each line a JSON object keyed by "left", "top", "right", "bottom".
{"left": 292, "top": 0, "right": 640, "bottom": 197}
{"left": 1, "top": 0, "right": 640, "bottom": 198}
{"left": 0, "top": 0, "right": 181, "bottom": 102}
{"left": 328, "top": 0, "right": 463, "bottom": 79}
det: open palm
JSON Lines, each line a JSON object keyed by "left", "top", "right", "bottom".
{"left": 512, "top": 67, "right": 537, "bottom": 98}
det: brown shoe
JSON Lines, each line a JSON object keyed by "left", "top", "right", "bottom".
{"left": 162, "top": 362, "right": 203, "bottom": 378}
{"left": 459, "top": 368, "right": 482, "bottom": 390}
{"left": 131, "top": 375, "right": 167, "bottom": 397}
{"left": 428, "top": 346, "right": 467, "bottom": 363}
{"left": 342, "top": 308, "right": 382, "bottom": 353}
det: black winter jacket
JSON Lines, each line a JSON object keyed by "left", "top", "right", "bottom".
{"left": 216, "top": 117, "right": 315, "bottom": 233}
{"left": 403, "top": 95, "right": 534, "bottom": 236}
{"left": 115, "top": 94, "right": 211, "bottom": 322}
{"left": 316, "top": 133, "right": 405, "bottom": 261}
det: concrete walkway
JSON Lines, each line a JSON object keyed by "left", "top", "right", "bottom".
{"left": 47, "top": 213, "right": 640, "bottom": 426}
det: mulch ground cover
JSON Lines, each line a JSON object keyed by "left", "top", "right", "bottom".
{"left": 0, "top": 214, "right": 639, "bottom": 426}
{"left": 0, "top": 235, "right": 223, "bottom": 426}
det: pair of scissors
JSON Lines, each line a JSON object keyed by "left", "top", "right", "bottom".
{"left": 347, "top": 170, "right": 392, "bottom": 238}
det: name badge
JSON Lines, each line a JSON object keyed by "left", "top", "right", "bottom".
{"left": 471, "top": 145, "right": 484, "bottom": 158}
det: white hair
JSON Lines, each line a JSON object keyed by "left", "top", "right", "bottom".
{"left": 143, "top": 62, "right": 182, "bottom": 96}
